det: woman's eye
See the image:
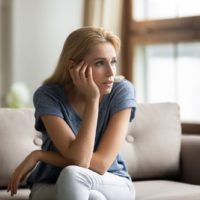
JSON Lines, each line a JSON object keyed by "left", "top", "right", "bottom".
{"left": 95, "top": 61, "right": 104, "bottom": 66}
{"left": 111, "top": 60, "right": 117, "bottom": 65}
{"left": 94, "top": 60, "right": 117, "bottom": 67}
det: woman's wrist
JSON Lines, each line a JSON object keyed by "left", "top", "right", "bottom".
{"left": 30, "top": 150, "right": 43, "bottom": 162}
{"left": 30, "top": 150, "right": 69, "bottom": 167}
{"left": 85, "top": 95, "right": 100, "bottom": 106}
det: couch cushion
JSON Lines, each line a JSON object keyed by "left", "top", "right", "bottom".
{"left": 0, "top": 108, "right": 41, "bottom": 187}
{"left": 134, "top": 180, "right": 200, "bottom": 200}
{"left": 0, "top": 188, "right": 30, "bottom": 200}
{"left": 121, "top": 103, "right": 182, "bottom": 180}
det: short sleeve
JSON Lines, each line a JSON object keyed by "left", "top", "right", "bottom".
{"left": 110, "top": 80, "right": 136, "bottom": 122}
{"left": 33, "top": 86, "right": 64, "bottom": 131}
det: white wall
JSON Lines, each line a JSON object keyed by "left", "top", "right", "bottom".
{"left": 0, "top": 0, "right": 2, "bottom": 105}
{"left": 2, "top": 0, "right": 84, "bottom": 106}
{"left": 0, "top": 0, "right": 13, "bottom": 106}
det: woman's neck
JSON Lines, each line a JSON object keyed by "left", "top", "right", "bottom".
{"left": 66, "top": 84, "right": 103, "bottom": 103}
{"left": 66, "top": 87, "right": 102, "bottom": 119}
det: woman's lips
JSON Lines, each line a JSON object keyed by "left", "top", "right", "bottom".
{"left": 103, "top": 81, "right": 113, "bottom": 87}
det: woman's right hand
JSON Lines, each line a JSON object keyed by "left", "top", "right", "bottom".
{"left": 69, "top": 61, "right": 100, "bottom": 101}
{"left": 7, "top": 150, "right": 39, "bottom": 196}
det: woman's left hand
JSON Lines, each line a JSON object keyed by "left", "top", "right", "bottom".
{"left": 7, "top": 150, "right": 39, "bottom": 196}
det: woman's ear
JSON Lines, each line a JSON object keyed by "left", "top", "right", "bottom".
{"left": 68, "top": 59, "right": 76, "bottom": 69}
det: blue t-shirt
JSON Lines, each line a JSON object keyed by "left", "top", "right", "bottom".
{"left": 27, "top": 79, "right": 136, "bottom": 187}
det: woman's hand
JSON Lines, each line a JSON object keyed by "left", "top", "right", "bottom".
{"left": 7, "top": 150, "right": 39, "bottom": 196}
{"left": 69, "top": 61, "right": 100, "bottom": 101}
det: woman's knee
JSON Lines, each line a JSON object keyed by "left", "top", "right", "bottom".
{"left": 57, "top": 165, "right": 80, "bottom": 184}
{"left": 59, "top": 165, "right": 81, "bottom": 176}
{"left": 89, "top": 190, "right": 106, "bottom": 200}
{"left": 56, "top": 165, "right": 95, "bottom": 199}
{"left": 56, "top": 165, "right": 92, "bottom": 188}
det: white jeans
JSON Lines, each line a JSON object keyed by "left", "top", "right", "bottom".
{"left": 30, "top": 165, "right": 135, "bottom": 200}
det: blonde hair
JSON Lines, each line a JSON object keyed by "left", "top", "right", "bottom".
{"left": 43, "top": 26, "right": 121, "bottom": 86}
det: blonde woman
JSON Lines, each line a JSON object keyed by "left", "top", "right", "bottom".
{"left": 7, "top": 27, "right": 136, "bottom": 200}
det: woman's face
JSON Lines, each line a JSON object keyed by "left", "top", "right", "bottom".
{"left": 84, "top": 42, "right": 117, "bottom": 96}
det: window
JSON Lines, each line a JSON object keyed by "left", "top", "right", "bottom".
{"left": 133, "top": 0, "right": 200, "bottom": 20}
{"left": 121, "top": 0, "right": 200, "bottom": 132}
{"left": 135, "top": 42, "right": 200, "bottom": 123}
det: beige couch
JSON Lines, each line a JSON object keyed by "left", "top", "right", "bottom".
{"left": 0, "top": 103, "right": 200, "bottom": 200}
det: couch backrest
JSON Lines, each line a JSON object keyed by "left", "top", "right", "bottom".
{"left": 0, "top": 103, "right": 182, "bottom": 187}
{"left": 0, "top": 108, "right": 41, "bottom": 188}
{"left": 121, "top": 103, "right": 182, "bottom": 180}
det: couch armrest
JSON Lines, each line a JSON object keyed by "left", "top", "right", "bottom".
{"left": 181, "top": 135, "right": 200, "bottom": 185}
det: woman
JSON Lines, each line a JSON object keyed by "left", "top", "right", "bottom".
{"left": 7, "top": 26, "right": 136, "bottom": 200}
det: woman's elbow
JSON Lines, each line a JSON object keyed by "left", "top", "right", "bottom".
{"left": 98, "top": 164, "right": 108, "bottom": 175}
{"left": 68, "top": 158, "right": 90, "bottom": 169}
{"left": 96, "top": 169, "right": 106, "bottom": 175}
{"left": 90, "top": 160, "right": 108, "bottom": 175}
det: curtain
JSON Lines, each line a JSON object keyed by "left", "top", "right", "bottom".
{"left": 84, "top": 0, "right": 123, "bottom": 38}
{"left": 84, "top": 0, "right": 123, "bottom": 74}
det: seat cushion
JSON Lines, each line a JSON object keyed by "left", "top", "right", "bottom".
{"left": 134, "top": 180, "right": 200, "bottom": 200}
{"left": 121, "top": 103, "right": 182, "bottom": 180}
{"left": 0, "top": 188, "right": 30, "bottom": 200}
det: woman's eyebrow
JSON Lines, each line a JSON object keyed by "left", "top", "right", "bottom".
{"left": 94, "top": 57, "right": 116, "bottom": 61}
{"left": 94, "top": 57, "right": 106, "bottom": 61}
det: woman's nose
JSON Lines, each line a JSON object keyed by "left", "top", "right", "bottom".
{"left": 106, "top": 64, "right": 115, "bottom": 76}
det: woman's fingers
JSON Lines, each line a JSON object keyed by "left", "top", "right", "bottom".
{"left": 7, "top": 177, "right": 16, "bottom": 196}
{"left": 11, "top": 176, "right": 18, "bottom": 196}
{"left": 87, "top": 66, "right": 94, "bottom": 83}
{"left": 69, "top": 60, "right": 100, "bottom": 100}
{"left": 72, "top": 62, "right": 82, "bottom": 82}
{"left": 7, "top": 169, "right": 23, "bottom": 196}
{"left": 7, "top": 152, "right": 38, "bottom": 197}
{"left": 70, "top": 61, "right": 88, "bottom": 85}
{"left": 79, "top": 63, "right": 88, "bottom": 81}
{"left": 13, "top": 179, "right": 20, "bottom": 196}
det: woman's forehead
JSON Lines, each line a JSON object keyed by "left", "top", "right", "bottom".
{"left": 85, "top": 43, "right": 116, "bottom": 60}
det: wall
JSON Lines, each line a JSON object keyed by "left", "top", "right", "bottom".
{"left": 0, "top": 0, "right": 13, "bottom": 106}
{"left": 0, "top": 0, "right": 2, "bottom": 105}
{"left": 1, "top": 0, "right": 84, "bottom": 106}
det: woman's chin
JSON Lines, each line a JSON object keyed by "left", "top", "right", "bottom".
{"left": 100, "top": 88, "right": 112, "bottom": 96}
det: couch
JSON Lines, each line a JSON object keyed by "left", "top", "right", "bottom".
{"left": 0, "top": 103, "right": 200, "bottom": 200}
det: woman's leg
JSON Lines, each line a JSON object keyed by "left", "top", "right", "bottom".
{"left": 56, "top": 165, "right": 135, "bottom": 200}
{"left": 89, "top": 190, "right": 106, "bottom": 200}
{"left": 29, "top": 184, "right": 107, "bottom": 200}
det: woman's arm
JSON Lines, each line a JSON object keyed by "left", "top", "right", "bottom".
{"left": 7, "top": 150, "right": 69, "bottom": 196}
{"left": 41, "top": 99, "right": 98, "bottom": 168}
{"left": 40, "top": 109, "right": 132, "bottom": 174}
{"left": 41, "top": 63, "right": 100, "bottom": 168}
{"left": 7, "top": 151, "right": 39, "bottom": 196}
{"left": 39, "top": 108, "right": 132, "bottom": 175}
{"left": 89, "top": 108, "right": 132, "bottom": 174}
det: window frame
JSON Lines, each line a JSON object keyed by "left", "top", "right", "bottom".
{"left": 121, "top": 0, "right": 200, "bottom": 134}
